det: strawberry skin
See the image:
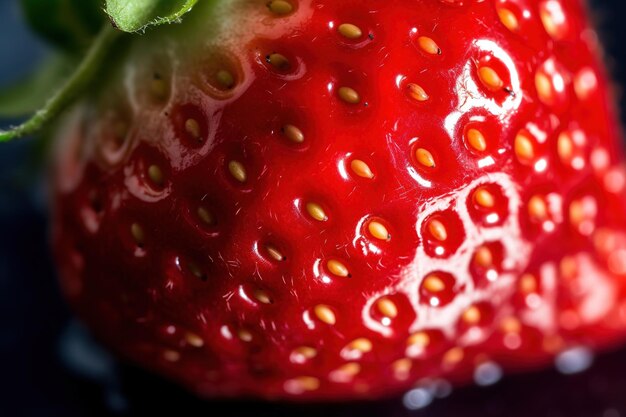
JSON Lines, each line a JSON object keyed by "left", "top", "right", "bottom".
{"left": 51, "top": 0, "right": 626, "bottom": 401}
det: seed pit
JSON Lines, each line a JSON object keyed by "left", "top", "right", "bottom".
{"left": 187, "top": 261, "right": 208, "bottom": 281}
{"left": 470, "top": 242, "right": 505, "bottom": 287}
{"left": 200, "top": 52, "right": 242, "bottom": 97}
{"left": 468, "top": 184, "right": 508, "bottom": 227}
{"left": 370, "top": 293, "right": 416, "bottom": 331}
{"left": 96, "top": 107, "right": 133, "bottom": 165}
{"left": 172, "top": 104, "right": 208, "bottom": 146}
{"left": 458, "top": 303, "right": 493, "bottom": 331}
{"left": 420, "top": 272, "right": 458, "bottom": 307}
{"left": 422, "top": 212, "right": 465, "bottom": 258}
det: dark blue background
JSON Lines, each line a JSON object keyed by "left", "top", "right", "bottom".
{"left": 3, "top": 1, "right": 626, "bottom": 416}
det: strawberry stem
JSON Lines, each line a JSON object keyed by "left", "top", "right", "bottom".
{"left": 0, "top": 25, "right": 121, "bottom": 143}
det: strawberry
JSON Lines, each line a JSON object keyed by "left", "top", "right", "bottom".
{"left": 43, "top": 0, "right": 626, "bottom": 402}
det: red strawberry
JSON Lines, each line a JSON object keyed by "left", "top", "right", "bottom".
{"left": 50, "top": 0, "right": 626, "bottom": 401}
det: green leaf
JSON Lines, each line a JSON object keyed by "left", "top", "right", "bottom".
{"left": 21, "top": 0, "right": 105, "bottom": 52}
{"left": 104, "top": 0, "right": 198, "bottom": 32}
{"left": 0, "top": 54, "right": 77, "bottom": 118}
{"left": 0, "top": 26, "right": 121, "bottom": 143}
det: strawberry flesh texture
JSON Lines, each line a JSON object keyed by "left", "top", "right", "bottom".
{"left": 52, "top": 0, "right": 626, "bottom": 401}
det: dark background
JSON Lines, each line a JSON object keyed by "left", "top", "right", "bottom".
{"left": 2, "top": 1, "right": 626, "bottom": 416}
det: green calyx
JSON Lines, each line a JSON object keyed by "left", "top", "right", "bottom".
{"left": 0, "top": 0, "right": 199, "bottom": 143}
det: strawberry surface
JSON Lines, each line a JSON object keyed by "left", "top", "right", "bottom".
{"left": 51, "top": 0, "right": 626, "bottom": 401}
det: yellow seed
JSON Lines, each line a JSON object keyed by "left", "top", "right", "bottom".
{"left": 150, "top": 78, "right": 168, "bottom": 100}
{"left": 238, "top": 329, "right": 253, "bottom": 342}
{"left": 187, "top": 262, "right": 204, "bottom": 279}
{"left": 348, "top": 338, "right": 373, "bottom": 353}
{"left": 268, "top": 0, "right": 293, "bottom": 15}
{"left": 423, "top": 274, "right": 446, "bottom": 293}
{"left": 216, "top": 70, "right": 235, "bottom": 89}
{"left": 528, "top": 195, "right": 549, "bottom": 221}
{"left": 293, "top": 346, "right": 317, "bottom": 360}
{"left": 334, "top": 362, "right": 361, "bottom": 376}
{"left": 267, "top": 53, "right": 290, "bottom": 70}
{"left": 306, "top": 202, "right": 328, "bottom": 221}
{"left": 338, "top": 23, "right": 363, "bottom": 39}
{"left": 376, "top": 297, "right": 398, "bottom": 318}
{"left": 574, "top": 68, "right": 597, "bottom": 101}
{"left": 442, "top": 347, "right": 464, "bottom": 366}
{"left": 417, "top": 36, "right": 441, "bottom": 55}
{"left": 542, "top": 335, "right": 564, "bottom": 353}
{"left": 148, "top": 164, "right": 164, "bottom": 186}
{"left": 285, "top": 376, "right": 320, "bottom": 393}
{"left": 338, "top": 86, "right": 361, "bottom": 104}
{"left": 500, "top": 317, "right": 521, "bottom": 334}
{"left": 540, "top": 8, "right": 561, "bottom": 40}
{"left": 228, "top": 160, "right": 247, "bottom": 183}
{"left": 392, "top": 358, "right": 413, "bottom": 378}
{"left": 466, "top": 128, "right": 487, "bottom": 152}
{"left": 197, "top": 206, "right": 215, "bottom": 226}
{"left": 498, "top": 8, "right": 519, "bottom": 32}
{"left": 519, "top": 273, "right": 538, "bottom": 294}
{"left": 474, "top": 186, "right": 496, "bottom": 208}
{"left": 350, "top": 159, "right": 374, "bottom": 179}
{"left": 283, "top": 124, "right": 304, "bottom": 143}
{"left": 130, "top": 223, "right": 145, "bottom": 246}
{"left": 478, "top": 66, "right": 504, "bottom": 90}
{"left": 185, "top": 332, "right": 204, "bottom": 348}
{"left": 185, "top": 118, "right": 201, "bottom": 141}
{"left": 416, "top": 148, "right": 436, "bottom": 168}
{"left": 557, "top": 131, "right": 574, "bottom": 163}
{"left": 163, "top": 349, "right": 180, "bottom": 362}
{"left": 265, "top": 244, "right": 285, "bottom": 261}
{"left": 407, "top": 83, "right": 429, "bottom": 102}
{"left": 560, "top": 255, "right": 578, "bottom": 279}
{"left": 407, "top": 331, "right": 430, "bottom": 348}
{"left": 427, "top": 218, "right": 447, "bottom": 241}
{"left": 368, "top": 221, "right": 390, "bottom": 241}
{"left": 535, "top": 72, "right": 553, "bottom": 104}
{"left": 474, "top": 246, "right": 493, "bottom": 268}
{"left": 569, "top": 199, "right": 585, "bottom": 227}
{"left": 314, "top": 304, "right": 336, "bottom": 325}
{"left": 462, "top": 306, "right": 481, "bottom": 325}
{"left": 254, "top": 289, "right": 272, "bottom": 304}
{"left": 327, "top": 259, "right": 350, "bottom": 277}
{"left": 515, "top": 131, "right": 535, "bottom": 162}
